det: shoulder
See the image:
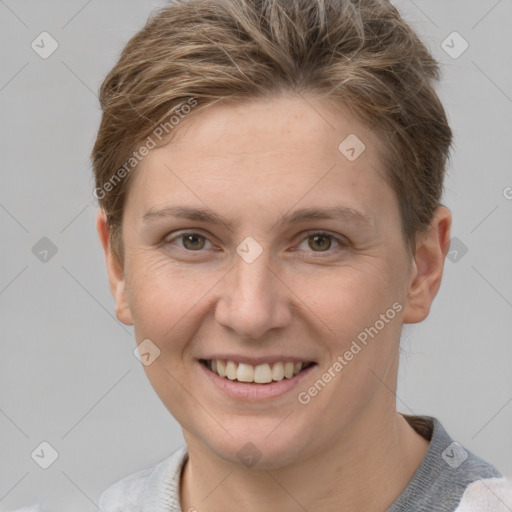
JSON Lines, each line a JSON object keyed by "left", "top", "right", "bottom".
{"left": 389, "top": 415, "right": 506, "bottom": 512}
{"left": 455, "top": 477, "right": 512, "bottom": 512}
{"left": 99, "top": 446, "right": 188, "bottom": 512}
{"left": 99, "top": 464, "right": 154, "bottom": 512}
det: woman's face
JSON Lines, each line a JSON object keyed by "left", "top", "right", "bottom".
{"left": 103, "top": 95, "right": 426, "bottom": 467}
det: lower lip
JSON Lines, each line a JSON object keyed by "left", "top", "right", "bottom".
{"left": 198, "top": 361, "right": 317, "bottom": 400}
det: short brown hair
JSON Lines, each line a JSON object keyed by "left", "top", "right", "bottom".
{"left": 92, "top": 0, "right": 453, "bottom": 263}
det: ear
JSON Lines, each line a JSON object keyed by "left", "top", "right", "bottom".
{"left": 95, "top": 210, "right": 133, "bottom": 326}
{"left": 402, "top": 206, "right": 452, "bottom": 324}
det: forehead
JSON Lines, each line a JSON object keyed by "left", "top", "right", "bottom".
{"left": 125, "top": 95, "right": 397, "bottom": 228}
{"left": 159, "top": 95, "right": 386, "bottom": 166}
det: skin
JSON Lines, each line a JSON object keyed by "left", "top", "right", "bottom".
{"left": 97, "top": 95, "right": 451, "bottom": 512}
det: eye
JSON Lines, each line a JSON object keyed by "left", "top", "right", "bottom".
{"left": 161, "top": 230, "right": 347, "bottom": 255}
{"left": 164, "top": 232, "right": 213, "bottom": 251}
{"left": 296, "top": 231, "right": 347, "bottom": 253}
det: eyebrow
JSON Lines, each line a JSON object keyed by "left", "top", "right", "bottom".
{"left": 142, "top": 205, "right": 373, "bottom": 231}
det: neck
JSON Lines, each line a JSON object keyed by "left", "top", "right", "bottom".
{"left": 180, "top": 410, "right": 430, "bottom": 512}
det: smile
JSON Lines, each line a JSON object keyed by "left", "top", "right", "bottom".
{"left": 200, "top": 359, "right": 316, "bottom": 384}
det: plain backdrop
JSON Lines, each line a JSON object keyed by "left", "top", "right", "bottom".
{"left": 1, "top": 1, "right": 511, "bottom": 510}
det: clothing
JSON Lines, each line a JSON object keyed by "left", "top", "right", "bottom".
{"left": 97, "top": 415, "right": 511, "bottom": 512}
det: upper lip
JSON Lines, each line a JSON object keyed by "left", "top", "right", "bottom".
{"left": 199, "top": 355, "right": 316, "bottom": 366}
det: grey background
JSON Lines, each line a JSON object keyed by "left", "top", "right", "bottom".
{"left": 0, "top": 1, "right": 511, "bottom": 510}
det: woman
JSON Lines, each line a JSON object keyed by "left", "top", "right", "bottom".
{"left": 91, "top": 0, "right": 511, "bottom": 510}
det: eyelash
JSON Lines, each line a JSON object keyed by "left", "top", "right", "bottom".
{"left": 162, "top": 230, "right": 348, "bottom": 256}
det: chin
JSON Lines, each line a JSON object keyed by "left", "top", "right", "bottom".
{"left": 198, "top": 420, "right": 317, "bottom": 470}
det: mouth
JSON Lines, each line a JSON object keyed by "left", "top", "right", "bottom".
{"left": 200, "top": 359, "right": 317, "bottom": 384}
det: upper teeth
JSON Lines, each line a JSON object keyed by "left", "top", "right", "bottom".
{"left": 207, "top": 360, "right": 307, "bottom": 383}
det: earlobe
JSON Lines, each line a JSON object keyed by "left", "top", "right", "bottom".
{"left": 95, "top": 210, "right": 134, "bottom": 326}
{"left": 402, "top": 206, "right": 452, "bottom": 324}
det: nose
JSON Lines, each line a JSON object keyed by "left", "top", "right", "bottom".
{"left": 214, "top": 247, "right": 292, "bottom": 339}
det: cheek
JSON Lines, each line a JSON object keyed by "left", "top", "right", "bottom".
{"left": 124, "top": 257, "right": 171, "bottom": 327}
{"left": 299, "top": 262, "right": 406, "bottom": 397}
{"left": 302, "top": 259, "right": 401, "bottom": 330}
{"left": 123, "top": 254, "right": 220, "bottom": 352}
{"left": 297, "top": 264, "right": 404, "bottom": 420}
